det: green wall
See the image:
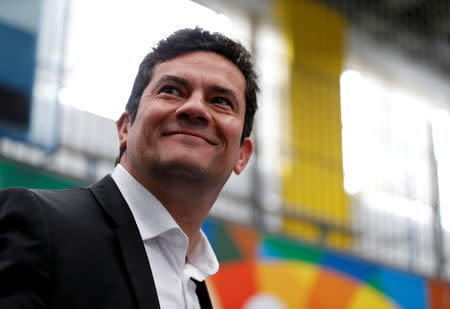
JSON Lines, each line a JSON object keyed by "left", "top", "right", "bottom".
{"left": 0, "top": 158, "right": 88, "bottom": 189}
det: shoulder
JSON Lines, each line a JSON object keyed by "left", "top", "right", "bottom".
{"left": 0, "top": 185, "right": 101, "bottom": 231}
{"left": 0, "top": 183, "right": 115, "bottom": 258}
{"left": 0, "top": 177, "right": 120, "bottom": 234}
{"left": 0, "top": 186, "right": 89, "bottom": 214}
{"left": 0, "top": 186, "right": 39, "bottom": 205}
{"left": 0, "top": 187, "right": 45, "bottom": 219}
{"left": 0, "top": 185, "right": 88, "bottom": 201}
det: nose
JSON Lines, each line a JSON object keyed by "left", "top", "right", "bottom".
{"left": 175, "top": 93, "right": 211, "bottom": 125}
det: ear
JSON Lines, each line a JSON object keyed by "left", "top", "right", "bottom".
{"left": 233, "top": 137, "right": 253, "bottom": 175}
{"left": 116, "top": 111, "right": 131, "bottom": 149}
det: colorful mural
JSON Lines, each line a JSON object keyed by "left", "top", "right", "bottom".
{"left": 203, "top": 219, "right": 450, "bottom": 309}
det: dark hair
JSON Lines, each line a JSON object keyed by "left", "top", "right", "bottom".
{"left": 116, "top": 27, "right": 259, "bottom": 165}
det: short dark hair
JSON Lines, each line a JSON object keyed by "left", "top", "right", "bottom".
{"left": 116, "top": 27, "right": 259, "bottom": 165}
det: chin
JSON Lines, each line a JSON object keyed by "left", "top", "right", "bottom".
{"left": 157, "top": 157, "right": 209, "bottom": 179}
{"left": 147, "top": 150, "right": 223, "bottom": 183}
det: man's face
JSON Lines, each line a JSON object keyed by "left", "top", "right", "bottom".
{"left": 117, "top": 51, "right": 253, "bottom": 190}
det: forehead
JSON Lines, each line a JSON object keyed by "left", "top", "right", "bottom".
{"left": 149, "top": 51, "right": 246, "bottom": 100}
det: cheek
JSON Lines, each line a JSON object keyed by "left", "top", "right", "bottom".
{"left": 143, "top": 105, "right": 166, "bottom": 124}
{"left": 220, "top": 117, "right": 245, "bottom": 149}
{"left": 139, "top": 105, "right": 169, "bottom": 136}
{"left": 225, "top": 118, "right": 245, "bottom": 138}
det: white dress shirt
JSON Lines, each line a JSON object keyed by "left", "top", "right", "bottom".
{"left": 111, "top": 164, "right": 219, "bottom": 309}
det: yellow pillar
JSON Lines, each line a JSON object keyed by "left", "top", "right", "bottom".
{"left": 276, "top": 0, "right": 349, "bottom": 247}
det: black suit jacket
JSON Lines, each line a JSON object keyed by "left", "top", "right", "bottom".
{"left": 0, "top": 176, "right": 213, "bottom": 309}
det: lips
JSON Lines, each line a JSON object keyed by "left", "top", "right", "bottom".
{"left": 162, "top": 129, "right": 219, "bottom": 145}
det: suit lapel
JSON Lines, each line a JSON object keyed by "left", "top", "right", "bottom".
{"left": 89, "top": 176, "right": 161, "bottom": 309}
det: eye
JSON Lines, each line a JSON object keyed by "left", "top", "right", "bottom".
{"left": 160, "top": 86, "right": 181, "bottom": 96}
{"left": 211, "top": 97, "right": 232, "bottom": 107}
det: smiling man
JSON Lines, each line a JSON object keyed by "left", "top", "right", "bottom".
{"left": 0, "top": 28, "right": 258, "bottom": 309}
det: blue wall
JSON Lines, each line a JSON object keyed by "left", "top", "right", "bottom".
{"left": 0, "top": 22, "right": 37, "bottom": 94}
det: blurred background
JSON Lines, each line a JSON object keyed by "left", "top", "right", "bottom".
{"left": 1, "top": 0, "right": 449, "bottom": 308}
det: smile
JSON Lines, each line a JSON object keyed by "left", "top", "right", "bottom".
{"left": 163, "top": 130, "right": 219, "bottom": 146}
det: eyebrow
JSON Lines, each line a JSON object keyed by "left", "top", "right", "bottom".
{"left": 151, "top": 75, "right": 190, "bottom": 93}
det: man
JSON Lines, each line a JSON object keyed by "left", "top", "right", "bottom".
{"left": 0, "top": 28, "right": 258, "bottom": 309}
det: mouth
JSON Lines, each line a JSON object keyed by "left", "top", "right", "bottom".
{"left": 162, "top": 130, "right": 219, "bottom": 146}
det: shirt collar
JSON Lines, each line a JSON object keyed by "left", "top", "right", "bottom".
{"left": 111, "top": 164, "right": 179, "bottom": 240}
{"left": 187, "top": 229, "right": 219, "bottom": 280}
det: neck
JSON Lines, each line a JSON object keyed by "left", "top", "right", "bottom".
{"left": 120, "top": 158, "right": 225, "bottom": 242}
{"left": 137, "top": 169, "right": 222, "bottom": 242}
